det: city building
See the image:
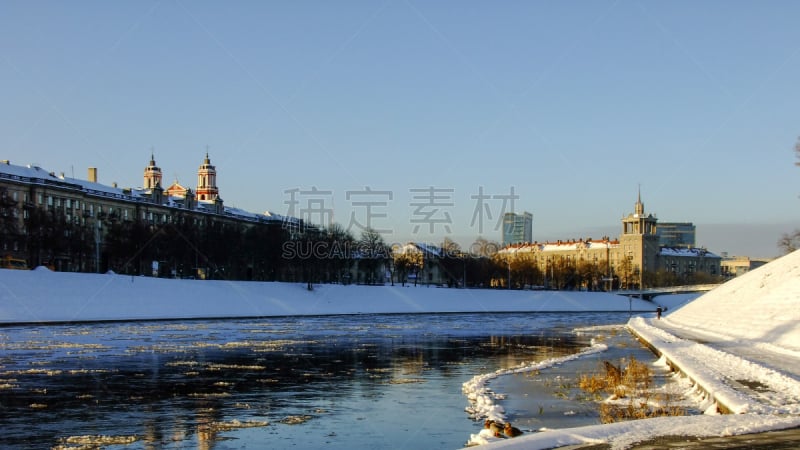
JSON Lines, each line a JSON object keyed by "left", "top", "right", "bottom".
{"left": 498, "top": 192, "right": 721, "bottom": 289}
{"left": 659, "top": 247, "right": 721, "bottom": 280}
{"left": 502, "top": 211, "right": 533, "bottom": 246}
{"left": 619, "top": 190, "right": 661, "bottom": 287}
{"left": 0, "top": 155, "right": 725, "bottom": 288}
{"left": 720, "top": 255, "right": 771, "bottom": 278}
{"left": 0, "top": 155, "right": 294, "bottom": 273}
{"left": 501, "top": 237, "right": 619, "bottom": 290}
{"left": 657, "top": 222, "right": 696, "bottom": 248}
{"left": 392, "top": 242, "right": 446, "bottom": 286}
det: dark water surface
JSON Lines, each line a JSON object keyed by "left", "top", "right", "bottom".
{"left": 0, "top": 312, "right": 634, "bottom": 449}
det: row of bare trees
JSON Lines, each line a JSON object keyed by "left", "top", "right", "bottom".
{"left": 0, "top": 200, "right": 396, "bottom": 284}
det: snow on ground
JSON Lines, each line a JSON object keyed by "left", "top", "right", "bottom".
{"left": 629, "top": 317, "right": 800, "bottom": 415}
{"left": 474, "top": 415, "right": 800, "bottom": 450}
{"left": 661, "top": 249, "right": 800, "bottom": 353}
{"left": 627, "top": 249, "right": 800, "bottom": 417}
{"left": 469, "top": 249, "right": 800, "bottom": 449}
{"left": 0, "top": 269, "right": 656, "bottom": 323}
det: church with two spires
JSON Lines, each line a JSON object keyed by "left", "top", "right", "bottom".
{"left": 142, "top": 152, "right": 224, "bottom": 214}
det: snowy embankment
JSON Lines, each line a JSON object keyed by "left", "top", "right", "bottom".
{"left": 469, "top": 250, "right": 800, "bottom": 449}
{"left": 0, "top": 268, "right": 655, "bottom": 324}
{"left": 469, "top": 414, "right": 800, "bottom": 450}
{"left": 659, "top": 249, "right": 800, "bottom": 354}
{"left": 629, "top": 317, "right": 800, "bottom": 415}
{"left": 629, "top": 248, "right": 800, "bottom": 415}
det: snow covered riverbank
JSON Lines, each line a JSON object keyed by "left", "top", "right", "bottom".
{"left": 0, "top": 268, "right": 656, "bottom": 324}
{"left": 468, "top": 249, "right": 800, "bottom": 449}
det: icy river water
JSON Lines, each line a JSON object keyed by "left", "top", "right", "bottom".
{"left": 0, "top": 312, "right": 660, "bottom": 449}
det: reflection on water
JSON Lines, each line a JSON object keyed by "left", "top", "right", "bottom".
{"left": 0, "top": 312, "right": 627, "bottom": 449}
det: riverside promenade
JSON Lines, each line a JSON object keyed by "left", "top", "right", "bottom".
{"left": 557, "top": 425, "right": 800, "bottom": 449}
{"left": 479, "top": 249, "right": 800, "bottom": 449}
{"left": 620, "top": 316, "right": 800, "bottom": 449}
{"left": 581, "top": 248, "right": 800, "bottom": 449}
{"left": 554, "top": 314, "right": 800, "bottom": 449}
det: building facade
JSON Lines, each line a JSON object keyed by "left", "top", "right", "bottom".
{"left": 0, "top": 155, "right": 291, "bottom": 274}
{"left": 720, "top": 255, "right": 771, "bottom": 278}
{"left": 498, "top": 193, "right": 721, "bottom": 289}
{"left": 502, "top": 211, "right": 533, "bottom": 246}
{"left": 392, "top": 242, "right": 446, "bottom": 286}
{"left": 619, "top": 191, "right": 661, "bottom": 288}
{"left": 501, "top": 237, "right": 620, "bottom": 289}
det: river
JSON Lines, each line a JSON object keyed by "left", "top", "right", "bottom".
{"left": 0, "top": 312, "right": 654, "bottom": 449}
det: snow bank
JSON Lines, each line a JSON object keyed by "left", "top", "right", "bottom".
{"left": 629, "top": 317, "right": 800, "bottom": 415}
{"left": 663, "top": 249, "right": 800, "bottom": 352}
{"left": 473, "top": 414, "right": 800, "bottom": 450}
{"left": 0, "top": 269, "right": 656, "bottom": 323}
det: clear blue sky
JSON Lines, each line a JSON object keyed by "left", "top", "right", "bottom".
{"left": 1, "top": 1, "right": 798, "bottom": 257}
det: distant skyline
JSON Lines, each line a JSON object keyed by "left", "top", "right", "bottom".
{"left": 2, "top": 1, "right": 798, "bottom": 258}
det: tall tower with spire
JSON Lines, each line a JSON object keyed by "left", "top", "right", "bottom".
{"left": 196, "top": 152, "right": 219, "bottom": 201}
{"left": 620, "top": 187, "right": 659, "bottom": 288}
{"left": 143, "top": 152, "right": 163, "bottom": 190}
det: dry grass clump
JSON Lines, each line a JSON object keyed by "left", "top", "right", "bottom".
{"left": 579, "top": 356, "right": 685, "bottom": 423}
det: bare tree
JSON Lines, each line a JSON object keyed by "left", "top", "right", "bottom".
{"left": 795, "top": 136, "right": 800, "bottom": 166}
{"left": 778, "top": 230, "right": 800, "bottom": 254}
{"left": 781, "top": 137, "right": 800, "bottom": 254}
{"left": 358, "top": 228, "right": 388, "bottom": 285}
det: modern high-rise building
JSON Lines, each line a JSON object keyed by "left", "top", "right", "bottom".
{"left": 502, "top": 212, "right": 533, "bottom": 246}
{"left": 657, "top": 222, "right": 696, "bottom": 248}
